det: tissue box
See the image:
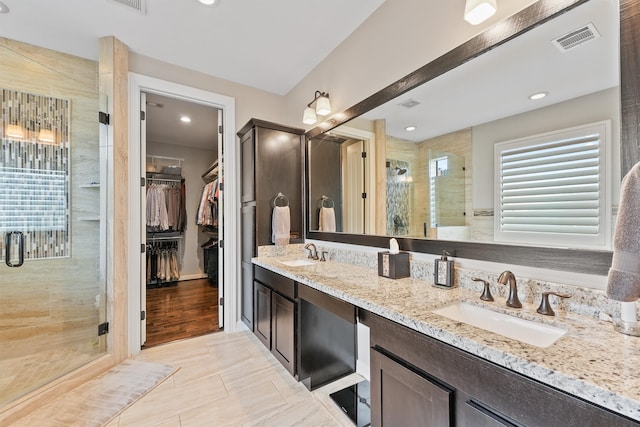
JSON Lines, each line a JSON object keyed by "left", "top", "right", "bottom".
{"left": 378, "top": 251, "right": 410, "bottom": 279}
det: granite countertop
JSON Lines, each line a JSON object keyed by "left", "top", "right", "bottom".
{"left": 252, "top": 254, "right": 640, "bottom": 421}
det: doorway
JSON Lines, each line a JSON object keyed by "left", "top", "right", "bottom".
{"left": 140, "top": 92, "right": 222, "bottom": 348}
{"left": 128, "top": 73, "right": 237, "bottom": 356}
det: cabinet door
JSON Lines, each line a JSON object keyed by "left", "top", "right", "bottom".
{"left": 240, "top": 262, "right": 254, "bottom": 330}
{"left": 272, "top": 292, "right": 295, "bottom": 375}
{"left": 462, "top": 399, "right": 521, "bottom": 427}
{"left": 254, "top": 281, "right": 271, "bottom": 349}
{"left": 371, "top": 349, "right": 452, "bottom": 427}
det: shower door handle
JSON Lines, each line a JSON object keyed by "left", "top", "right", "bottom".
{"left": 5, "top": 231, "right": 24, "bottom": 267}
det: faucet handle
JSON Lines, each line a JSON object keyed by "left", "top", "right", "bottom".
{"left": 472, "top": 277, "right": 494, "bottom": 302}
{"left": 537, "top": 291, "right": 571, "bottom": 316}
{"left": 320, "top": 251, "right": 328, "bottom": 262}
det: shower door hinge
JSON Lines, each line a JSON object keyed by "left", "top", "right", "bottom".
{"left": 219, "top": 297, "right": 224, "bottom": 306}
{"left": 141, "top": 244, "right": 146, "bottom": 254}
{"left": 362, "top": 192, "right": 367, "bottom": 199}
{"left": 98, "top": 322, "right": 109, "bottom": 336}
{"left": 141, "top": 177, "right": 146, "bottom": 187}
{"left": 140, "top": 110, "right": 146, "bottom": 120}
{"left": 219, "top": 183, "right": 224, "bottom": 191}
{"left": 361, "top": 151, "right": 367, "bottom": 158}
{"left": 218, "top": 125, "right": 223, "bottom": 134}
{"left": 98, "top": 111, "right": 110, "bottom": 125}
{"left": 141, "top": 310, "right": 146, "bottom": 321}
{"left": 219, "top": 240, "right": 224, "bottom": 249}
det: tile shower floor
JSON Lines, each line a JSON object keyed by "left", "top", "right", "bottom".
{"left": 106, "top": 330, "right": 359, "bottom": 426}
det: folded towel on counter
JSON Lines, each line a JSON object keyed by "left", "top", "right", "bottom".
{"left": 607, "top": 161, "right": 640, "bottom": 301}
{"left": 319, "top": 207, "right": 336, "bottom": 232}
{"left": 272, "top": 206, "right": 290, "bottom": 246}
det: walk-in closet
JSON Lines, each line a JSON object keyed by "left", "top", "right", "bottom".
{"left": 141, "top": 92, "right": 223, "bottom": 348}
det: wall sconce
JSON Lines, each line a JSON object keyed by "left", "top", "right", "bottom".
{"left": 464, "top": 0, "right": 497, "bottom": 25}
{"left": 5, "top": 124, "right": 25, "bottom": 139}
{"left": 303, "top": 91, "right": 331, "bottom": 125}
{"left": 38, "top": 129, "right": 56, "bottom": 144}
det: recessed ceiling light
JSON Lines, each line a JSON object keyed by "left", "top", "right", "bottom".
{"left": 180, "top": 116, "right": 192, "bottom": 123}
{"left": 405, "top": 126, "right": 416, "bottom": 131}
{"left": 529, "top": 92, "right": 548, "bottom": 100}
{"left": 198, "top": 0, "right": 219, "bottom": 5}
{"left": 0, "top": 1, "right": 9, "bottom": 13}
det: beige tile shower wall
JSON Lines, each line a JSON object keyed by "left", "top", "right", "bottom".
{"left": 417, "top": 128, "right": 472, "bottom": 241}
{"left": 0, "top": 38, "right": 102, "bottom": 361}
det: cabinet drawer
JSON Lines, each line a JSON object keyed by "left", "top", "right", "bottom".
{"left": 254, "top": 265, "right": 295, "bottom": 299}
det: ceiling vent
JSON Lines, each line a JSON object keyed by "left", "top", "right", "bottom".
{"left": 108, "top": 0, "right": 146, "bottom": 14}
{"left": 552, "top": 23, "right": 600, "bottom": 52}
{"left": 399, "top": 99, "right": 421, "bottom": 109}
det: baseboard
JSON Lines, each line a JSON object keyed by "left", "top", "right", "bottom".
{"left": 178, "top": 273, "right": 208, "bottom": 281}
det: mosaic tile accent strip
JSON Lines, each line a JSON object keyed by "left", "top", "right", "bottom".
{"left": 0, "top": 89, "right": 70, "bottom": 260}
{"left": 386, "top": 159, "right": 410, "bottom": 236}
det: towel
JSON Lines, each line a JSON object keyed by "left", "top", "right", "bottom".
{"left": 272, "top": 206, "right": 290, "bottom": 246}
{"left": 607, "top": 162, "right": 640, "bottom": 302}
{"left": 319, "top": 207, "right": 336, "bottom": 232}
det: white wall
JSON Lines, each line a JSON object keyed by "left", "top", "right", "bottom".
{"left": 472, "top": 87, "right": 621, "bottom": 209}
{"left": 129, "top": 53, "right": 288, "bottom": 130}
{"left": 147, "top": 141, "right": 217, "bottom": 280}
{"left": 283, "top": 0, "right": 538, "bottom": 129}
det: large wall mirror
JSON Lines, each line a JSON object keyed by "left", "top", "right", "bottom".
{"left": 306, "top": 0, "right": 640, "bottom": 276}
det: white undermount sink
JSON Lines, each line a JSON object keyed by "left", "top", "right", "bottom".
{"left": 279, "top": 259, "right": 316, "bottom": 267}
{"left": 432, "top": 302, "right": 567, "bottom": 348}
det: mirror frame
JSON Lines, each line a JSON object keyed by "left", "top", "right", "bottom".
{"left": 305, "top": 0, "right": 640, "bottom": 276}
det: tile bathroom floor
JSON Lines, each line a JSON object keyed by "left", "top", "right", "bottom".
{"left": 106, "top": 330, "right": 359, "bottom": 426}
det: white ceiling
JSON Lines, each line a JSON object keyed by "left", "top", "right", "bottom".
{"left": 0, "top": 0, "right": 384, "bottom": 95}
{"left": 362, "top": 0, "right": 619, "bottom": 142}
{"left": 145, "top": 93, "right": 220, "bottom": 151}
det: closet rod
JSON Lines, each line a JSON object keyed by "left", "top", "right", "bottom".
{"left": 147, "top": 235, "right": 184, "bottom": 241}
{"left": 147, "top": 177, "right": 182, "bottom": 183}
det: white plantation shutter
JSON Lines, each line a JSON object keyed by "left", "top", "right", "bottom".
{"left": 494, "top": 121, "right": 611, "bottom": 248}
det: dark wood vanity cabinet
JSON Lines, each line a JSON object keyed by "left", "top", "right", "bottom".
{"left": 368, "top": 313, "right": 639, "bottom": 427}
{"left": 253, "top": 266, "right": 296, "bottom": 376}
{"left": 238, "top": 119, "right": 304, "bottom": 330}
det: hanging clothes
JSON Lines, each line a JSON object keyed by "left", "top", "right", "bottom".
{"left": 146, "top": 240, "right": 180, "bottom": 286}
{"left": 196, "top": 179, "right": 219, "bottom": 227}
{"left": 146, "top": 180, "right": 186, "bottom": 232}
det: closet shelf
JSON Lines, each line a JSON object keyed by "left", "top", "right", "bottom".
{"left": 202, "top": 159, "right": 219, "bottom": 183}
{"left": 79, "top": 183, "right": 100, "bottom": 188}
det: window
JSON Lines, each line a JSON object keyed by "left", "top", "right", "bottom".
{"left": 494, "top": 121, "right": 611, "bottom": 248}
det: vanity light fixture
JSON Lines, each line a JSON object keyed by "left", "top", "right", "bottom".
{"left": 303, "top": 91, "right": 331, "bottom": 125}
{"left": 529, "top": 92, "right": 548, "bottom": 100}
{"left": 0, "top": 1, "right": 9, "bottom": 13}
{"left": 464, "top": 0, "right": 497, "bottom": 25}
{"left": 405, "top": 126, "right": 416, "bottom": 132}
{"left": 180, "top": 115, "right": 192, "bottom": 123}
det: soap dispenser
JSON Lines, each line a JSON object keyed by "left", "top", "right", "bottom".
{"left": 434, "top": 250, "right": 454, "bottom": 288}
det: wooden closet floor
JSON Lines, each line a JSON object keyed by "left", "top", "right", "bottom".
{"left": 144, "top": 278, "right": 220, "bottom": 348}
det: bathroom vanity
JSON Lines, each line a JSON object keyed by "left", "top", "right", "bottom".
{"left": 252, "top": 252, "right": 640, "bottom": 426}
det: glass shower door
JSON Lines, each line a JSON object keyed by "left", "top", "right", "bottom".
{"left": 0, "top": 44, "right": 108, "bottom": 406}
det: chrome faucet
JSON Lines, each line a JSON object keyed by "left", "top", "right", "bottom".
{"left": 498, "top": 271, "right": 522, "bottom": 308}
{"left": 304, "top": 243, "right": 319, "bottom": 260}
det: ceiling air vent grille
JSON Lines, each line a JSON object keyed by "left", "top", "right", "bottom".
{"left": 399, "top": 99, "right": 421, "bottom": 109}
{"left": 108, "top": 0, "right": 146, "bottom": 14}
{"left": 552, "top": 23, "right": 600, "bottom": 52}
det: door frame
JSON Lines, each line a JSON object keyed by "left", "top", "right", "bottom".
{"left": 128, "top": 73, "right": 238, "bottom": 355}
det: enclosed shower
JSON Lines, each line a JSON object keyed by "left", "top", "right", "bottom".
{"left": 0, "top": 41, "right": 108, "bottom": 406}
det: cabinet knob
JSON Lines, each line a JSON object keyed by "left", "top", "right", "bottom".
{"left": 536, "top": 291, "right": 571, "bottom": 316}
